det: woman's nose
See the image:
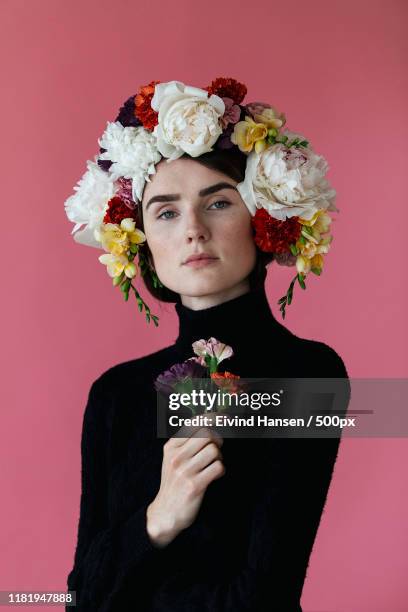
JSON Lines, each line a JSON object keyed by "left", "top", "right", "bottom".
{"left": 185, "top": 213, "right": 210, "bottom": 242}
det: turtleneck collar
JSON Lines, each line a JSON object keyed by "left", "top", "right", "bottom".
{"left": 174, "top": 284, "right": 286, "bottom": 357}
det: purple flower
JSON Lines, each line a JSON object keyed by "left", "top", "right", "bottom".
{"left": 154, "top": 359, "right": 208, "bottom": 395}
{"left": 274, "top": 252, "right": 297, "bottom": 266}
{"left": 115, "top": 95, "right": 143, "bottom": 128}
{"left": 216, "top": 124, "right": 235, "bottom": 150}
{"left": 97, "top": 151, "right": 112, "bottom": 173}
{"left": 245, "top": 101, "right": 272, "bottom": 119}
{"left": 220, "top": 97, "right": 241, "bottom": 129}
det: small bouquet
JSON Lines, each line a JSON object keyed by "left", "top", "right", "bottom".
{"left": 154, "top": 337, "right": 246, "bottom": 416}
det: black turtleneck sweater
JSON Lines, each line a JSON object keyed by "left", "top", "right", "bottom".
{"left": 66, "top": 285, "right": 350, "bottom": 612}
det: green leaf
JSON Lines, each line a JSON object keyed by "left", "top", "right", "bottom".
{"left": 311, "top": 267, "right": 321, "bottom": 276}
{"left": 112, "top": 273, "right": 125, "bottom": 287}
{"left": 289, "top": 244, "right": 299, "bottom": 256}
{"left": 297, "top": 274, "right": 306, "bottom": 289}
{"left": 120, "top": 279, "right": 131, "bottom": 293}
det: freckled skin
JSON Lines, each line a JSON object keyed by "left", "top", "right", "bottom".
{"left": 141, "top": 157, "right": 257, "bottom": 310}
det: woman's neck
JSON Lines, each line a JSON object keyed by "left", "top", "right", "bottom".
{"left": 174, "top": 283, "right": 287, "bottom": 359}
{"left": 179, "top": 278, "right": 250, "bottom": 311}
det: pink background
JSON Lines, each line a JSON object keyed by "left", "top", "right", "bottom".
{"left": 1, "top": 0, "right": 407, "bottom": 610}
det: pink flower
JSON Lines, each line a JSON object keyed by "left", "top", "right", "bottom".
{"left": 192, "top": 337, "right": 234, "bottom": 366}
{"left": 115, "top": 177, "right": 137, "bottom": 210}
{"left": 245, "top": 101, "right": 272, "bottom": 118}
{"left": 245, "top": 101, "right": 286, "bottom": 130}
{"left": 220, "top": 97, "right": 241, "bottom": 129}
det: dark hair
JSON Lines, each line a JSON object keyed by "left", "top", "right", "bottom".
{"left": 137, "top": 147, "right": 275, "bottom": 304}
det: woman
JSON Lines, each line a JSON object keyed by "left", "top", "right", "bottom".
{"left": 65, "top": 79, "right": 350, "bottom": 611}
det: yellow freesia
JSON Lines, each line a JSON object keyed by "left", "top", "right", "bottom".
{"left": 230, "top": 117, "right": 268, "bottom": 153}
{"left": 120, "top": 218, "right": 146, "bottom": 244}
{"left": 297, "top": 209, "right": 333, "bottom": 263}
{"left": 311, "top": 254, "right": 324, "bottom": 271}
{"left": 95, "top": 218, "right": 146, "bottom": 256}
{"left": 252, "top": 107, "right": 286, "bottom": 130}
{"left": 295, "top": 219, "right": 333, "bottom": 275}
{"left": 299, "top": 210, "right": 332, "bottom": 243}
{"left": 96, "top": 223, "right": 129, "bottom": 256}
{"left": 124, "top": 261, "right": 137, "bottom": 278}
{"left": 300, "top": 240, "right": 317, "bottom": 259}
{"left": 98, "top": 253, "right": 138, "bottom": 279}
{"left": 297, "top": 234, "right": 332, "bottom": 259}
{"left": 299, "top": 211, "right": 320, "bottom": 227}
{"left": 296, "top": 255, "right": 311, "bottom": 274}
{"left": 254, "top": 139, "right": 268, "bottom": 154}
{"left": 99, "top": 253, "right": 128, "bottom": 277}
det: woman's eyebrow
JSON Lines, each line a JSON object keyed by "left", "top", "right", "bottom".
{"left": 145, "top": 182, "right": 237, "bottom": 210}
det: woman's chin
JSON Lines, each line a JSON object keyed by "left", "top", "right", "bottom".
{"left": 175, "top": 278, "right": 228, "bottom": 298}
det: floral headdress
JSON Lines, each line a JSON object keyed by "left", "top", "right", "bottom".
{"left": 64, "top": 77, "right": 338, "bottom": 326}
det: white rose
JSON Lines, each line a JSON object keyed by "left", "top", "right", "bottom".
{"left": 98, "top": 121, "right": 161, "bottom": 202}
{"left": 150, "top": 81, "right": 225, "bottom": 160}
{"left": 237, "top": 129, "right": 338, "bottom": 221}
{"left": 64, "top": 159, "right": 116, "bottom": 248}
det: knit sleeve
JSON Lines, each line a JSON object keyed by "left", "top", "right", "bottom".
{"left": 147, "top": 346, "right": 351, "bottom": 611}
{"left": 66, "top": 378, "right": 160, "bottom": 611}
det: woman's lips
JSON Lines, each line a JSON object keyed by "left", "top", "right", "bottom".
{"left": 184, "top": 257, "right": 219, "bottom": 268}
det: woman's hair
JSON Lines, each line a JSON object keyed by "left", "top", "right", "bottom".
{"left": 137, "top": 147, "right": 275, "bottom": 303}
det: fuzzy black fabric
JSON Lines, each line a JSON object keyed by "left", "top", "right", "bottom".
{"left": 66, "top": 284, "right": 350, "bottom": 611}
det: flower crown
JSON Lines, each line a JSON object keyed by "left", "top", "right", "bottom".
{"left": 64, "top": 77, "right": 338, "bottom": 326}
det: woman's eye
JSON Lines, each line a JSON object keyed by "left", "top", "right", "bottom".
{"left": 157, "top": 210, "right": 177, "bottom": 220}
{"left": 157, "top": 201, "right": 230, "bottom": 220}
{"left": 209, "top": 200, "right": 230, "bottom": 210}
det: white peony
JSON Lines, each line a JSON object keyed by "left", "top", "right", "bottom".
{"left": 150, "top": 81, "right": 225, "bottom": 160}
{"left": 64, "top": 159, "right": 116, "bottom": 248}
{"left": 236, "top": 130, "right": 338, "bottom": 221}
{"left": 98, "top": 121, "right": 162, "bottom": 202}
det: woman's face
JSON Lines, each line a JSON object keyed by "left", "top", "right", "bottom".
{"left": 141, "top": 157, "right": 257, "bottom": 307}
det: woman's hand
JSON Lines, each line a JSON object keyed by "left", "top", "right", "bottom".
{"left": 146, "top": 426, "right": 225, "bottom": 548}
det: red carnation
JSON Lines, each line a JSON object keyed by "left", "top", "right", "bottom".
{"left": 134, "top": 80, "right": 160, "bottom": 130}
{"left": 252, "top": 208, "right": 301, "bottom": 254}
{"left": 211, "top": 371, "right": 242, "bottom": 393}
{"left": 204, "top": 77, "right": 247, "bottom": 105}
{"left": 103, "top": 196, "right": 138, "bottom": 225}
